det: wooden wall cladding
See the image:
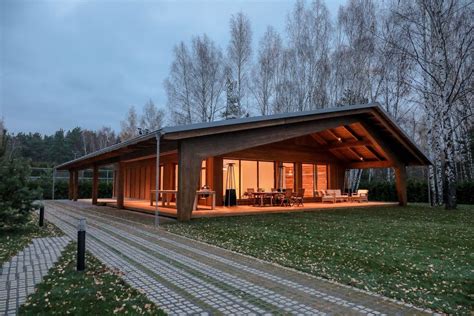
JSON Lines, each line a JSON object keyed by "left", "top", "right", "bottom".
{"left": 123, "top": 158, "right": 156, "bottom": 200}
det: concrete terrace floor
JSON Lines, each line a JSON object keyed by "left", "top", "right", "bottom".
{"left": 42, "top": 200, "right": 433, "bottom": 315}
{"left": 79, "top": 198, "right": 397, "bottom": 219}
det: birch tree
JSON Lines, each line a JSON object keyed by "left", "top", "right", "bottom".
{"left": 251, "top": 26, "right": 282, "bottom": 115}
{"left": 286, "top": 0, "right": 332, "bottom": 111}
{"left": 165, "top": 36, "right": 226, "bottom": 124}
{"left": 227, "top": 12, "right": 252, "bottom": 117}
{"left": 140, "top": 99, "right": 164, "bottom": 131}
{"left": 120, "top": 106, "right": 139, "bottom": 141}
{"left": 392, "top": 0, "right": 474, "bottom": 209}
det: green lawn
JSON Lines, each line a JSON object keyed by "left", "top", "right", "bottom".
{"left": 0, "top": 212, "right": 63, "bottom": 265}
{"left": 20, "top": 242, "right": 165, "bottom": 315}
{"left": 164, "top": 204, "right": 474, "bottom": 314}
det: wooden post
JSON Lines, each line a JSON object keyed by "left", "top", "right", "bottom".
{"left": 294, "top": 162, "right": 302, "bottom": 191}
{"left": 209, "top": 157, "right": 223, "bottom": 206}
{"left": 116, "top": 162, "right": 125, "bottom": 209}
{"left": 68, "top": 170, "right": 74, "bottom": 200}
{"left": 394, "top": 165, "right": 408, "bottom": 206}
{"left": 177, "top": 141, "right": 202, "bottom": 221}
{"left": 73, "top": 170, "right": 79, "bottom": 201}
{"left": 92, "top": 165, "right": 99, "bottom": 205}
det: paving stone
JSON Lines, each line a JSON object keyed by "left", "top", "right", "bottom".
{"left": 43, "top": 200, "right": 436, "bottom": 316}
{"left": 0, "top": 236, "right": 70, "bottom": 316}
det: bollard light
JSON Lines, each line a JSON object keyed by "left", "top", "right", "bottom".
{"left": 39, "top": 206, "right": 44, "bottom": 227}
{"left": 77, "top": 218, "right": 86, "bottom": 271}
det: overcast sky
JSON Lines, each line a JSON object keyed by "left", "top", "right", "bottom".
{"left": 1, "top": 0, "right": 345, "bottom": 135}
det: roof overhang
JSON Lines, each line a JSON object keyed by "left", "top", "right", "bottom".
{"left": 55, "top": 103, "right": 431, "bottom": 170}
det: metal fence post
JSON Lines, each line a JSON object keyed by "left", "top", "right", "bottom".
{"left": 77, "top": 218, "right": 86, "bottom": 271}
{"left": 52, "top": 168, "right": 56, "bottom": 200}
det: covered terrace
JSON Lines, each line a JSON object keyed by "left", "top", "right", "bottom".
{"left": 55, "top": 103, "right": 431, "bottom": 221}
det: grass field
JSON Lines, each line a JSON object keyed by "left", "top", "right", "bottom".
{"left": 164, "top": 204, "right": 474, "bottom": 314}
{"left": 0, "top": 212, "right": 63, "bottom": 265}
{"left": 19, "top": 242, "right": 165, "bottom": 315}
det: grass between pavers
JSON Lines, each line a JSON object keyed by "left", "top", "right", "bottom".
{"left": 19, "top": 242, "right": 166, "bottom": 315}
{"left": 0, "top": 212, "right": 63, "bottom": 265}
{"left": 163, "top": 204, "right": 474, "bottom": 315}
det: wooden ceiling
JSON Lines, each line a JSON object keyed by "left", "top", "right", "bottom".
{"left": 309, "top": 123, "right": 387, "bottom": 165}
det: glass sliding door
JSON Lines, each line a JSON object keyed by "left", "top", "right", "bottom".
{"left": 316, "top": 164, "right": 328, "bottom": 190}
{"left": 241, "top": 160, "right": 257, "bottom": 195}
{"left": 258, "top": 161, "right": 274, "bottom": 191}
{"left": 283, "top": 163, "right": 294, "bottom": 191}
{"left": 200, "top": 160, "right": 206, "bottom": 187}
{"left": 302, "top": 164, "right": 315, "bottom": 197}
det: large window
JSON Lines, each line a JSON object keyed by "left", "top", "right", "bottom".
{"left": 302, "top": 164, "right": 315, "bottom": 197}
{"left": 174, "top": 164, "right": 178, "bottom": 190}
{"left": 300, "top": 163, "right": 328, "bottom": 196}
{"left": 316, "top": 164, "right": 328, "bottom": 190}
{"left": 223, "top": 159, "right": 276, "bottom": 199}
{"left": 201, "top": 160, "right": 207, "bottom": 187}
{"left": 258, "top": 161, "right": 275, "bottom": 191}
{"left": 241, "top": 160, "right": 257, "bottom": 194}
{"left": 283, "top": 163, "right": 294, "bottom": 191}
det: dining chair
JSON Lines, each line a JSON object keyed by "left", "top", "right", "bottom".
{"left": 280, "top": 189, "right": 293, "bottom": 207}
{"left": 292, "top": 188, "right": 305, "bottom": 206}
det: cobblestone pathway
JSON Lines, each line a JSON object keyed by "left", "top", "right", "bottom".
{"left": 0, "top": 236, "right": 70, "bottom": 316}
{"left": 44, "top": 200, "right": 434, "bottom": 315}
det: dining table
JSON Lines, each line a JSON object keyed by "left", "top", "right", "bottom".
{"left": 251, "top": 191, "right": 283, "bottom": 207}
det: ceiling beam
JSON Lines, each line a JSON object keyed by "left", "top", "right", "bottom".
{"left": 346, "top": 161, "right": 392, "bottom": 169}
{"left": 317, "top": 138, "right": 371, "bottom": 151}
{"left": 343, "top": 125, "right": 361, "bottom": 141}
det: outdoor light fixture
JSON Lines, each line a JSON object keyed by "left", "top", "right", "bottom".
{"left": 337, "top": 137, "right": 342, "bottom": 142}
{"left": 77, "top": 218, "right": 86, "bottom": 271}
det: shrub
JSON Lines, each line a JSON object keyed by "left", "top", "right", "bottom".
{"left": 0, "top": 158, "right": 41, "bottom": 229}
{"left": 28, "top": 178, "right": 113, "bottom": 200}
{"left": 359, "top": 180, "right": 473, "bottom": 204}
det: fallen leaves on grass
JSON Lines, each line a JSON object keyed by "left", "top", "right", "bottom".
{"left": 19, "top": 243, "right": 165, "bottom": 315}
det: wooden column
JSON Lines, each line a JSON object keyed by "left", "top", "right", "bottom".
{"left": 177, "top": 141, "right": 202, "bottom": 221}
{"left": 294, "top": 162, "right": 302, "bottom": 190}
{"left": 208, "top": 157, "right": 223, "bottom": 206}
{"left": 92, "top": 165, "right": 99, "bottom": 205}
{"left": 329, "top": 164, "right": 346, "bottom": 190}
{"left": 68, "top": 170, "right": 74, "bottom": 200}
{"left": 274, "top": 161, "right": 282, "bottom": 189}
{"left": 116, "top": 162, "right": 125, "bottom": 209}
{"left": 72, "top": 170, "right": 79, "bottom": 201}
{"left": 394, "top": 165, "right": 408, "bottom": 206}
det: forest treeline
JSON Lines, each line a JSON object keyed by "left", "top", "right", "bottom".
{"left": 163, "top": 0, "right": 473, "bottom": 209}
{"left": 1, "top": 0, "right": 472, "bottom": 209}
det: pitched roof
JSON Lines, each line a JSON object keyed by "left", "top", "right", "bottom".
{"left": 55, "top": 103, "right": 431, "bottom": 170}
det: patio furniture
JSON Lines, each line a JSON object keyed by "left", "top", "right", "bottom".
{"left": 193, "top": 190, "right": 216, "bottom": 211}
{"left": 280, "top": 189, "right": 293, "bottom": 207}
{"left": 351, "top": 189, "right": 369, "bottom": 202}
{"left": 292, "top": 188, "right": 305, "bottom": 206}
{"left": 314, "top": 190, "right": 324, "bottom": 202}
{"left": 322, "top": 189, "right": 349, "bottom": 203}
{"left": 150, "top": 189, "right": 178, "bottom": 207}
{"left": 263, "top": 192, "right": 274, "bottom": 206}
{"left": 243, "top": 188, "right": 255, "bottom": 199}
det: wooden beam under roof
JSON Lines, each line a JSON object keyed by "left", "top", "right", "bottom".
{"left": 343, "top": 125, "right": 361, "bottom": 141}
{"left": 347, "top": 161, "right": 392, "bottom": 169}
{"left": 366, "top": 145, "right": 385, "bottom": 161}
{"left": 326, "top": 128, "right": 343, "bottom": 142}
{"left": 309, "top": 133, "right": 328, "bottom": 144}
{"left": 317, "top": 138, "right": 371, "bottom": 151}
